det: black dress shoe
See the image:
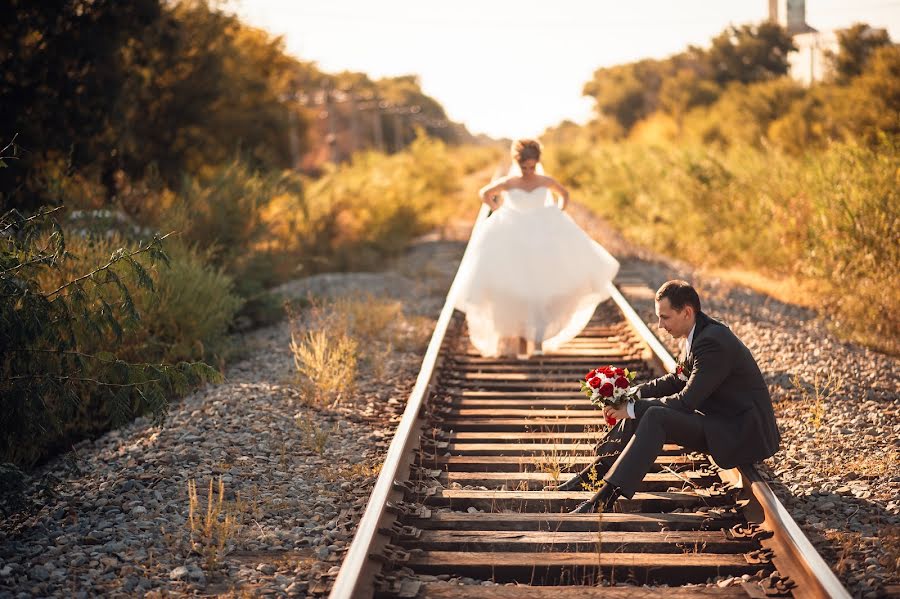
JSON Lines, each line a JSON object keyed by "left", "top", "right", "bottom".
{"left": 570, "top": 498, "right": 597, "bottom": 513}
{"left": 569, "top": 482, "right": 621, "bottom": 514}
{"left": 552, "top": 475, "right": 585, "bottom": 492}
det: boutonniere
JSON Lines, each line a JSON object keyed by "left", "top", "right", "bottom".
{"left": 675, "top": 359, "right": 692, "bottom": 382}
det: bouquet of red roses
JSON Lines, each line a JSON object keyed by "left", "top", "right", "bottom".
{"left": 581, "top": 366, "right": 637, "bottom": 425}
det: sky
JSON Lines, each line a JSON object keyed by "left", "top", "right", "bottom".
{"left": 231, "top": 0, "right": 900, "bottom": 139}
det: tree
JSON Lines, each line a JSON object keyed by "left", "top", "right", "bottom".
{"left": 659, "top": 69, "right": 721, "bottom": 123}
{"left": 0, "top": 0, "right": 164, "bottom": 210}
{"left": 827, "top": 23, "right": 892, "bottom": 84}
{"left": 583, "top": 59, "right": 670, "bottom": 133}
{"left": 707, "top": 22, "right": 796, "bottom": 86}
{"left": 110, "top": 2, "right": 312, "bottom": 187}
{"left": 0, "top": 0, "right": 313, "bottom": 208}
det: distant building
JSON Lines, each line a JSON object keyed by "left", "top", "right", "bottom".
{"left": 768, "top": 0, "right": 890, "bottom": 85}
{"left": 769, "top": 0, "right": 837, "bottom": 85}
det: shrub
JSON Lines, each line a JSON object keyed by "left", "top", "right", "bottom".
{"left": 125, "top": 240, "right": 243, "bottom": 364}
{"left": 288, "top": 292, "right": 435, "bottom": 404}
{"left": 1, "top": 207, "right": 220, "bottom": 467}
{"left": 301, "top": 133, "right": 462, "bottom": 271}
{"left": 290, "top": 329, "right": 359, "bottom": 406}
{"left": 37, "top": 233, "right": 242, "bottom": 365}
{"left": 544, "top": 137, "right": 899, "bottom": 354}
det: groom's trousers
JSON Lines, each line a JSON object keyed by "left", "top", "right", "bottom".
{"left": 560, "top": 418, "right": 636, "bottom": 489}
{"left": 603, "top": 406, "right": 708, "bottom": 498}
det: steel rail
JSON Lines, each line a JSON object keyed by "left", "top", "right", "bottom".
{"left": 739, "top": 467, "right": 853, "bottom": 599}
{"left": 604, "top": 282, "right": 676, "bottom": 374}
{"left": 329, "top": 171, "right": 500, "bottom": 599}
{"left": 607, "top": 286, "right": 851, "bottom": 599}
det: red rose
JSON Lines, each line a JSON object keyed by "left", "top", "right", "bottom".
{"left": 599, "top": 382, "right": 614, "bottom": 397}
{"left": 589, "top": 377, "right": 602, "bottom": 388}
{"left": 615, "top": 376, "right": 629, "bottom": 389}
{"left": 615, "top": 368, "right": 625, "bottom": 376}
{"left": 599, "top": 366, "right": 613, "bottom": 377}
{"left": 585, "top": 370, "right": 597, "bottom": 381}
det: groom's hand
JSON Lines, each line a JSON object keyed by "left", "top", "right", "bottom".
{"left": 604, "top": 404, "right": 630, "bottom": 422}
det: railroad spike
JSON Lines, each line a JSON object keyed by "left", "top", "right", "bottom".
{"left": 374, "top": 572, "right": 423, "bottom": 598}
{"left": 385, "top": 500, "right": 431, "bottom": 519}
{"left": 369, "top": 543, "right": 411, "bottom": 566}
{"left": 378, "top": 521, "right": 422, "bottom": 541}
{"left": 727, "top": 522, "right": 773, "bottom": 542}
{"left": 761, "top": 573, "right": 797, "bottom": 596}
{"left": 392, "top": 479, "right": 438, "bottom": 496}
{"left": 744, "top": 547, "right": 775, "bottom": 564}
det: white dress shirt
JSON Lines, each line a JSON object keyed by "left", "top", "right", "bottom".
{"left": 625, "top": 320, "right": 698, "bottom": 419}
{"left": 684, "top": 322, "right": 697, "bottom": 358}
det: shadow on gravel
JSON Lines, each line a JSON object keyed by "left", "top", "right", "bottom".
{"left": 761, "top": 474, "right": 900, "bottom": 597}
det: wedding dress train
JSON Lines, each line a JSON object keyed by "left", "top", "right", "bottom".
{"left": 453, "top": 186, "right": 620, "bottom": 357}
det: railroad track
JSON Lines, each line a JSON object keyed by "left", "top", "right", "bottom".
{"left": 329, "top": 204, "right": 850, "bottom": 599}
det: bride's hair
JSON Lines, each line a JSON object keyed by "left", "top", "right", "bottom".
{"left": 511, "top": 139, "right": 542, "bottom": 164}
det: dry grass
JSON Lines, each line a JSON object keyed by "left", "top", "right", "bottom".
{"left": 545, "top": 138, "right": 900, "bottom": 356}
{"left": 705, "top": 268, "right": 820, "bottom": 310}
{"left": 322, "top": 461, "right": 382, "bottom": 483}
{"left": 290, "top": 329, "right": 358, "bottom": 405}
{"left": 295, "top": 415, "right": 334, "bottom": 455}
{"left": 791, "top": 371, "right": 838, "bottom": 431}
{"left": 881, "top": 526, "right": 900, "bottom": 579}
{"left": 187, "top": 477, "right": 243, "bottom": 571}
{"left": 288, "top": 293, "right": 433, "bottom": 406}
{"left": 531, "top": 445, "right": 566, "bottom": 487}
{"left": 529, "top": 421, "right": 609, "bottom": 493}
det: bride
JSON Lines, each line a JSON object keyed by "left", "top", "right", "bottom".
{"left": 453, "top": 139, "right": 620, "bottom": 357}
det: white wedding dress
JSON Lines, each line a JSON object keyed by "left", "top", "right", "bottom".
{"left": 453, "top": 186, "right": 620, "bottom": 357}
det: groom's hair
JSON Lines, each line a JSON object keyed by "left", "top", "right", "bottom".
{"left": 656, "top": 280, "right": 701, "bottom": 313}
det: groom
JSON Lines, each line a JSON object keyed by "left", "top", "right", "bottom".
{"left": 561, "top": 280, "right": 780, "bottom": 513}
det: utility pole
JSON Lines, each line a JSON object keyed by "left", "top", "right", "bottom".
{"left": 288, "top": 108, "right": 301, "bottom": 169}
{"left": 372, "top": 97, "right": 385, "bottom": 152}
{"left": 323, "top": 85, "right": 337, "bottom": 163}
{"left": 392, "top": 111, "right": 403, "bottom": 153}
{"left": 348, "top": 89, "right": 359, "bottom": 155}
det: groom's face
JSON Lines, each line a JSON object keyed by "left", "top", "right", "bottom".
{"left": 655, "top": 298, "right": 694, "bottom": 339}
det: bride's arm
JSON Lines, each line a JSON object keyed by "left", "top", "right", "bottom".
{"left": 479, "top": 179, "right": 507, "bottom": 210}
{"left": 544, "top": 177, "right": 570, "bottom": 210}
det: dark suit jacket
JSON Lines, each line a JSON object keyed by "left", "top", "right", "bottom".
{"left": 634, "top": 311, "right": 780, "bottom": 469}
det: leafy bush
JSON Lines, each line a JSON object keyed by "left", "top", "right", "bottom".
{"left": 1, "top": 208, "right": 221, "bottom": 467}
{"left": 298, "top": 133, "right": 461, "bottom": 271}
{"left": 35, "top": 232, "right": 242, "bottom": 365}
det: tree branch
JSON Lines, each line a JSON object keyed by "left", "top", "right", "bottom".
{"left": 5, "top": 374, "right": 161, "bottom": 388}
{"left": 4, "top": 348, "right": 164, "bottom": 367}
{"left": 1, "top": 205, "right": 64, "bottom": 233}
{"left": 45, "top": 232, "right": 173, "bottom": 299}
